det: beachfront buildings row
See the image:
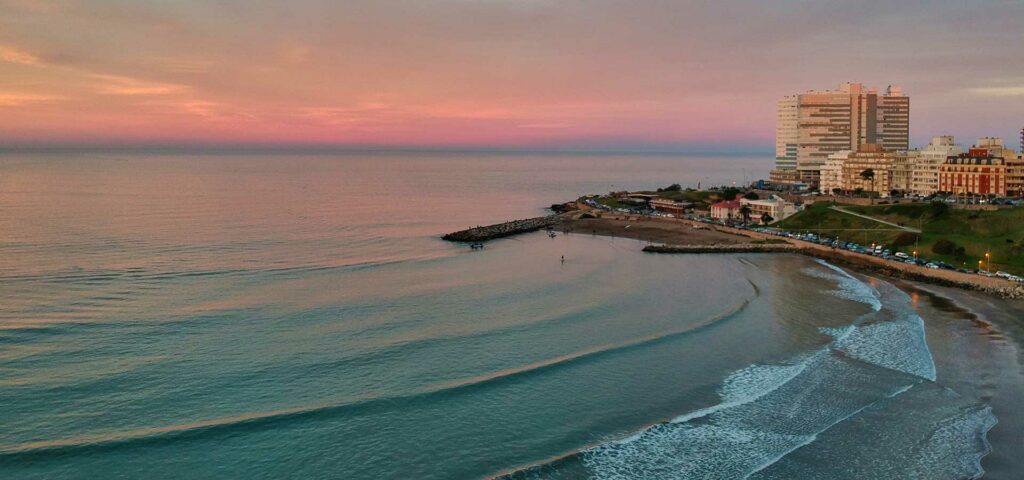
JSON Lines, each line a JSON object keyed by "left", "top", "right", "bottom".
{"left": 771, "top": 82, "right": 909, "bottom": 189}
{"left": 818, "top": 136, "right": 1023, "bottom": 197}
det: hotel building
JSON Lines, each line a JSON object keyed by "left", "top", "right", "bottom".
{"left": 939, "top": 146, "right": 1007, "bottom": 197}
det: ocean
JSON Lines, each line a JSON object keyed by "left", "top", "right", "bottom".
{"left": 0, "top": 151, "right": 1020, "bottom": 479}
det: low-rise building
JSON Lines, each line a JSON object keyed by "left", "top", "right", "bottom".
{"left": 710, "top": 198, "right": 742, "bottom": 222}
{"left": 649, "top": 198, "right": 691, "bottom": 215}
{"left": 740, "top": 195, "right": 799, "bottom": 224}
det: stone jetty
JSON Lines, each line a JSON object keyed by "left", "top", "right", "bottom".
{"left": 442, "top": 214, "right": 566, "bottom": 242}
{"left": 643, "top": 243, "right": 798, "bottom": 254}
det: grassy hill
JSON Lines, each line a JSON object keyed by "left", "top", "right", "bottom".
{"left": 778, "top": 201, "right": 1024, "bottom": 274}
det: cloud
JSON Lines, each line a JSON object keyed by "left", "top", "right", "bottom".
{"left": 968, "top": 86, "right": 1024, "bottom": 97}
{"left": 0, "top": 45, "right": 43, "bottom": 65}
{"left": 0, "top": 92, "right": 64, "bottom": 106}
{"left": 89, "top": 73, "right": 189, "bottom": 96}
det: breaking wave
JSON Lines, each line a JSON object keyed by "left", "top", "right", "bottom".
{"left": 503, "top": 262, "right": 993, "bottom": 480}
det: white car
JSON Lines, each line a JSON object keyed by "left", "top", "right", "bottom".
{"left": 926, "top": 263, "right": 940, "bottom": 269}
{"left": 895, "top": 252, "right": 909, "bottom": 258}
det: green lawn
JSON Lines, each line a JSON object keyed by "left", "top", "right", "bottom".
{"left": 775, "top": 202, "right": 906, "bottom": 246}
{"left": 781, "top": 201, "right": 1024, "bottom": 274}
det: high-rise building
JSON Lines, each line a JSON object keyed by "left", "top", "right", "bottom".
{"left": 774, "top": 96, "right": 799, "bottom": 171}
{"left": 877, "top": 86, "right": 910, "bottom": 152}
{"left": 769, "top": 96, "right": 801, "bottom": 187}
{"left": 911, "top": 136, "right": 962, "bottom": 196}
{"left": 772, "top": 82, "right": 909, "bottom": 189}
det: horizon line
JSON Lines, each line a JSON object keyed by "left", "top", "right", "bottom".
{"left": 0, "top": 143, "right": 774, "bottom": 156}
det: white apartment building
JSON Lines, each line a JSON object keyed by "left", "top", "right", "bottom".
{"left": 911, "top": 135, "right": 962, "bottom": 196}
{"left": 892, "top": 149, "right": 917, "bottom": 194}
{"left": 820, "top": 150, "right": 851, "bottom": 195}
{"left": 740, "top": 195, "right": 799, "bottom": 224}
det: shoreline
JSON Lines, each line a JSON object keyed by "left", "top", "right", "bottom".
{"left": 446, "top": 206, "right": 1024, "bottom": 299}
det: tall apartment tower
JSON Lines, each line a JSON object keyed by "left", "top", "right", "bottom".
{"left": 877, "top": 86, "right": 910, "bottom": 151}
{"left": 775, "top": 96, "right": 799, "bottom": 171}
{"left": 772, "top": 82, "right": 909, "bottom": 188}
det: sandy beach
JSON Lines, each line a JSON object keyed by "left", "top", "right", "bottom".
{"left": 886, "top": 280, "right": 1024, "bottom": 478}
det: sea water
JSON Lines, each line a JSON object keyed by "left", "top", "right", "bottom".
{"left": 0, "top": 152, "right": 1003, "bottom": 479}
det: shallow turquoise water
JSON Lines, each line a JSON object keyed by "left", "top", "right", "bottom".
{"left": 0, "top": 152, "right": 1003, "bottom": 478}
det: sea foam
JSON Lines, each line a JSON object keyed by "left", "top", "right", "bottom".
{"left": 562, "top": 263, "right": 985, "bottom": 480}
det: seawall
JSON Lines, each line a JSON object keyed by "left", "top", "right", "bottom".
{"left": 643, "top": 243, "right": 797, "bottom": 254}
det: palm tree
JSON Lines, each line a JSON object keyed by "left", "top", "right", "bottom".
{"left": 739, "top": 204, "right": 752, "bottom": 225}
{"left": 860, "top": 169, "right": 876, "bottom": 204}
{"left": 760, "top": 213, "right": 773, "bottom": 225}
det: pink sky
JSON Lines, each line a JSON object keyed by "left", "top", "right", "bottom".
{"left": 1, "top": 0, "right": 1022, "bottom": 151}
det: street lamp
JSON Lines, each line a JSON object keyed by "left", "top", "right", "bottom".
{"left": 913, "top": 250, "right": 918, "bottom": 259}
{"left": 979, "top": 259, "right": 984, "bottom": 272}
{"left": 985, "top": 252, "right": 991, "bottom": 274}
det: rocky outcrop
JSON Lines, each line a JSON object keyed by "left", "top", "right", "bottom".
{"left": 549, "top": 202, "right": 579, "bottom": 214}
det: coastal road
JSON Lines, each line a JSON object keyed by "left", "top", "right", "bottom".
{"left": 829, "top": 206, "right": 921, "bottom": 233}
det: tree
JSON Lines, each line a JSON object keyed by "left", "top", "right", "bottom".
{"left": 760, "top": 213, "right": 773, "bottom": 224}
{"left": 860, "top": 169, "right": 876, "bottom": 204}
{"left": 744, "top": 191, "right": 760, "bottom": 200}
{"left": 739, "top": 204, "right": 752, "bottom": 224}
{"left": 932, "top": 239, "right": 957, "bottom": 255}
{"left": 831, "top": 188, "right": 843, "bottom": 196}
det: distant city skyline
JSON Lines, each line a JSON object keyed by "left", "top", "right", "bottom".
{"left": 1, "top": 0, "right": 1022, "bottom": 151}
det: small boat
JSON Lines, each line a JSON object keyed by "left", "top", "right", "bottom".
{"left": 470, "top": 242, "right": 484, "bottom": 250}
{"left": 548, "top": 232, "right": 557, "bottom": 238}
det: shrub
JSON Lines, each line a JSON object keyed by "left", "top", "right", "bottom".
{"left": 894, "top": 232, "right": 917, "bottom": 246}
{"left": 932, "top": 239, "right": 957, "bottom": 255}
{"left": 744, "top": 192, "right": 760, "bottom": 200}
{"left": 928, "top": 201, "right": 949, "bottom": 218}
